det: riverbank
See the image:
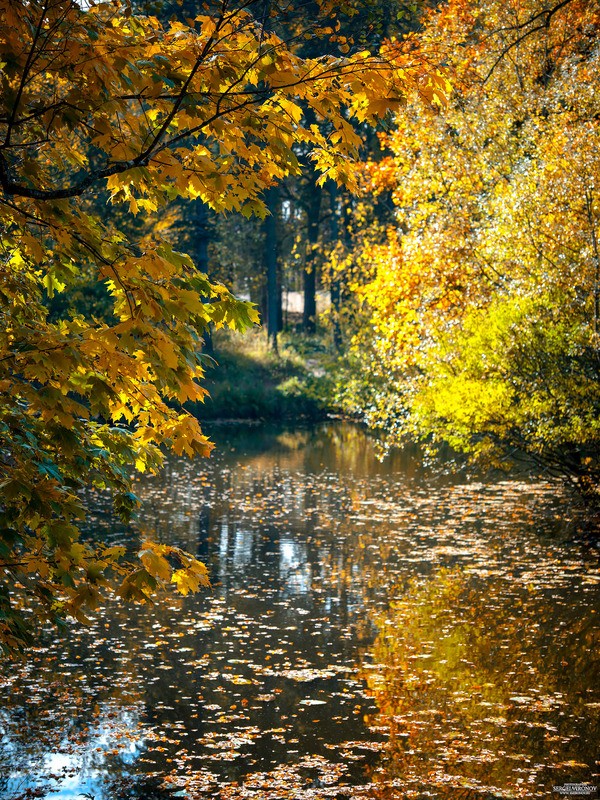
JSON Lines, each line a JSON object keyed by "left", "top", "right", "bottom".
{"left": 187, "top": 329, "right": 336, "bottom": 422}
{"left": 188, "top": 332, "right": 600, "bottom": 519}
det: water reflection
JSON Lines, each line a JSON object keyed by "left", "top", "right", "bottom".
{"left": 0, "top": 422, "right": 598, "bottom": 799}
{"left": 362, "top": 567, "right": 600, "bottom": 798}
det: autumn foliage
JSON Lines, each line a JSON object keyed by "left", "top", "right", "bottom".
{"left": 0, "top": 0, "right": 445, "bottom": 652}
{"left": 337, "top": 0, "right": 600, "bottom": 498}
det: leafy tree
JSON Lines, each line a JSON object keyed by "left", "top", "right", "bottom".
{"left": 0, "top": 0, "right": 443, "bottom": 653}
{"left": 334, "top": 0, "right": 600, "bottom": 500}
{"left": 252, "top": 0, "right": 430, "bottom": 337}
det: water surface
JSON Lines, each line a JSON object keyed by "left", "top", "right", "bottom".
{"left": 1, "top": 422, "right": 598, "bottom": 799}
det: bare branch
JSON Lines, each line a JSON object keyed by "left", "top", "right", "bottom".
{"left": 483, "top": 0, "right": 576, "bottom": 83}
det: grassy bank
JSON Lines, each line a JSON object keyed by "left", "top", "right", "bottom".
{"left": 187, "top": 330, "right": 335, "bottom": 422}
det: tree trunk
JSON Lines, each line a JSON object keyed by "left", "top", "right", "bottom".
{"left": 264, "top": 186, "right": 281, "bottom": 350}
{"left": 328, "top": 180, "right": 342, "bottom": 350}
{"left": 193, "top": 200, "right": 214, "bottom": 355}
{"left": 303, "top": 172, "right": 321, "bottom": 333}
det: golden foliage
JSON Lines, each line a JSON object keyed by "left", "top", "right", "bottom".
{"left": 0, "top": 0, "right": 441, "bottom": 653}
{"left": 335, "top": 0, "right": 600, "bottom": 494}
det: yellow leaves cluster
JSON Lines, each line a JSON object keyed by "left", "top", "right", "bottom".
{"left": 2, "top": 0, "right": 446, "bottom": 214}
{"left": 336, "top": 0, "right": 600, "bottom": 490}
{"left": 139, "top": 541, "right": 209, "bottom": 597}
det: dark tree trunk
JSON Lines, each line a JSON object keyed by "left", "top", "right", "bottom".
{"left": 328, "top": 180, "right": 342, "bottom": 350}
{"left": 264, "top": 186, "right": 281, "bottom": 350}
{"left": 193, "top": 200, "right": 214, "bottom": 355}
{"left": 277, "top": 280, "right": 283, "bottom": 333}
{"left": 303, "top": 171, "right": 321, "bottom": 333}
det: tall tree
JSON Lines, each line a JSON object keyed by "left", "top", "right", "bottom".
{"left": 302, "top": 169, "right": 322, "bottom": 333}
{"left": 264, "top": 185, "right": 281, "bottom": 349}
{"left": 259, "top": 0, "right": 427, "bottom": 334}
{"left": 327, "top": 180, "right": 343, "bottom": 350}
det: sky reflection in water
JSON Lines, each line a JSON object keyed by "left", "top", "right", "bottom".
{"left": 0, "top": 422, "right": 599, "bottom": 799}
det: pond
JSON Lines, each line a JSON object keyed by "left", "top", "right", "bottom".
{"left": 1, "top": 422, "right": 599, "bottom": 800}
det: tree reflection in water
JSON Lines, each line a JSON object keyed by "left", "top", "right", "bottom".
{"left": 0, "top": 423, "right": 598, "bottom": 800}
{"left": 363, "top": 567, "right": 599, "bottom": 798}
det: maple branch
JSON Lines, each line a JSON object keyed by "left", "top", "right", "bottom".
{"left": 159, "top": 56, "right": 392, "bottom": 153}
{"left": 0, "top": 194, "right": 137, "bottom": 319}
{"left": 492, "top": 0, "right": 575, "bottom": 34}
{"left": 4, "top": 0, "right": 51, "bottom": 148}
{"left": 0, "top": 3, "right": 400, "bottom": 204}
{"left": 0, "top": 334, "right": 83, "bottom": 365}
{"left": 483, "top": 0, "right": 575, "bottom": 83}
{"left": 0, "top": 100, "right": 76, "bottom": 128}
{"left": 137, "top": 5, "right": 234, "bottom": 159}
{"left": 0, "top": 149, "right": 150, "bottom": 200}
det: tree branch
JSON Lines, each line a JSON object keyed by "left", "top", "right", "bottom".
{"left": 3, "top": 0, "right": 52, "bottom": 148}
{"left": 483, "top": 0, "right": 576, "bottom": 83}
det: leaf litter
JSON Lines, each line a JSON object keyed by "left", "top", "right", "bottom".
{"left": 0, "top": 422, "right": 598, "bottom": 800}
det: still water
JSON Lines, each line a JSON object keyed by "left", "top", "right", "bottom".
{"left": 1, "top": 422, "right": 599, "bottom": 799}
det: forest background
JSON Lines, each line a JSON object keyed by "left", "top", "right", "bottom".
{"left": 1, "top": 0, "right": 599, "bottom": 655}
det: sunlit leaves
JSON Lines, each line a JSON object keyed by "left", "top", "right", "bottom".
{"left": 0, "top": 0, "right": 453, "bottom": 654}
{"left": 334, "top": 0, "right": 600, "bottom": 498}
{"left": 135, "top": 540, "right": 210, "bottom": 598}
